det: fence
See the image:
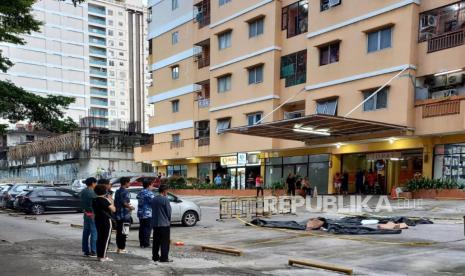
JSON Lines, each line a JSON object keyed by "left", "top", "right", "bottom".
{"left": 219, "top": 196, "right": 293, "bottom": 219}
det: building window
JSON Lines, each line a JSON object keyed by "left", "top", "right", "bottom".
{"left": 248, "top": 65, "right": 264, "bottom": 85}
{"left": 26, "top": 135, "right": 35, "bottom": 142}
{"left": 147, "top": 7, "right": 152, "bottom": 23}
{"left": 110, "top": 100, "right": 116, "bottom": 106}
{"left": 319, "top": 41, "right": 340, "bottom": 66}
{"left": 108, "top": 30, "right": 114, "bottom": 36}
{"left": 108, "top": 60, "right": 115, "bottom": 66}
{"left": 109, "top": 90, "right": 115, "bottom": 96}
{"left": 216, "top": 118, "right": 231, "bottom": 133}
{"left": 320, "top": 0, "right": 341, "bottom": 11}
{"left": 247, "top": 112, "right": 262, "bottom": 126}
{"left": 172, "top": 133, "right": 181, "bottom": 143}
{"left": 217, "top": 74, "right": 231, "bottom": 93}
{"left": 218, "top": 31, "right": 232, "bottom": 50}
{"left": 418, "top": 2, "right": 465, "bottom": 42}
{"left": 219, "top": 0, "right": 231, "bottom": 6}
{"left": 118, "top": 52, "right": 124, "bottom": 57}
{"left": 171, "top": 65, "right": 179, "bottom": 79}
{"left": 280, "top": 50, "right": 307, "bottom": 87}
{"left": 172, "top": 0, "right": 179, "bottom": 10}
{"left": 119, "top": 61, "right": 124, "bottom": 66}
{"left": 118, "top": 11, "right": 123, "bottom": 16}
{"left": 120, "top": 101, "right": 125, "bottom": 106}
{"left": 118, "top": 31, "right": 124, "bottom": 37}
{"left": 281, "top": 1, "right": 308, "bottom": 38}
{"left": 119, "top": 41, "right": 124, "bottom": 47}
{"left": 171, "top": 31, "right": 179, "bottom": 44}
{"left": 195, "top": 120, "right": 210, "bottom": 139}
{"left": 249, "top": 17, "right": 264, "bottom": 38}
{"left": 171, "top": 99, "right": 180, "bottom": 112}
{"left": 363, "top": 87, "right": 388, "bottom": 111}
{"left": 108, "top": 20, "right": 113, "bottom": 26}
{"left": 316, "top": 98, "right": 338, "bottom": 115}
{"left": 367, "top": 27, "right": 392, "bottom": 53}
{"left": 107, "top": 9, "right": 113, "bottom": 15}
{"left": 118, "top": 21, "right": 123, "bottom": 27}
{"left": 148, "top": 39, "right": 152, "bottom": 54}
{"left": 167, "top": 164, "right": 187, "bottom": 177}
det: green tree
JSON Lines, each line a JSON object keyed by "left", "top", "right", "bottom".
{"left": 0, "top": 0, "right": 85, "bottom": 134}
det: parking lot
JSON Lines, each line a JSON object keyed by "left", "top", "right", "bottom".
{"left": 1, "top": 195, "right": 465, "bottom": 275}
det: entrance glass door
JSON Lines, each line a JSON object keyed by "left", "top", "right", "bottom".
{"left": 228, "top": 167, "right": 246, "bottom": 190}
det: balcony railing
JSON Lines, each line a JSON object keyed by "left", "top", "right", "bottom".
{"left": 90, "top": 59, "right": 107, "bottom": 66}
{"left": 89, "top": 47, "right": 106, "bottom": 56}
{"left": 198, "top": 137, "right": 210, "bottom": 147}
{"left": 88, "top": 16, "right": 106, "bottom": 25}
{"left": 89, "top": 37, "right": 106, "bottom": 46}
{"left": 89, "top": 27, "right": 106, "bottom": 35}
{"left": 90, "top": 69, "right": 107, "bottom": 76}
{"left": 427, "top": 29, "right": 465, "bottom": 53}
{"left": 422, "top": 100, "right": 460, "bottom": 118}
{"left": 88, "top": 5, "right": 105, "bottom": 15}
{"left": 90, "top": 98, "right": 108, "bottom": 106}
{"left": 170, "top": 140, "right": 184, "bottom": 149}
{"left": 198, "top": 98, "right": 210, "bottom": 108}
{"left": 197, "top": 55, "right": 210, "bottom": 69}
{"left": 90, "top": 88, "right": 108, "bottom": 96}
{"left": 90, "top": 78, "right": 107, "bottom": 86}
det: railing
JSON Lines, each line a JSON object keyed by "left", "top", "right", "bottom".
{"left": 89, "top": 27, "right": 106, "bottom": 35}
{"left": 89, "top": 37, "right": 106, "bottom": 46}
{"left": 198, "top": 137, "right": 210, "bottom": 147}
{"left": 90, "top": 59, "right": 107, "bottom": 66}
{"left": 90, "top": 78, "right": 107, "bottom": 86}
{"left": 197, "top": 55, "right": 210, "bottom": 69}
{"left": 427, "top": 29, "right": 465, "bottom": 53}
{"left": 90, "top": 98, "right": 108, "bottom": 106}
{"left": 90, "top": 69, "right": 107, "bottom": 76}
{"left": 198, "top": 98, "right": 210, "bottom": 108}
{"left": 88, "top": 16, "right": 106, "bottom": 25}
{"left": 170, "top": 140, "right": 184, "bottom": 149}
{"left": 90, "top": 88, "right": 108, "bottom": 97}
{"left": 422, "top": 100, "right": 460, "bottom": 118}
{"left": 88, "top": 5, "right": 106, "bottom": 15}
{"left": 89, "top": 47, "right": 106, "bottom": 56}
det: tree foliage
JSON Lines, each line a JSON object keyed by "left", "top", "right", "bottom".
{"left": 0, "top": 0, "right": 85, "bottom": 134}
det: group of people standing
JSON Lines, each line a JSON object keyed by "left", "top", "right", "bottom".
{"left": 285, "top": 173, "right": 312, "bottom": 197}
{"left": 333, "top": 169, "right": 378, "bottom": 195}
{"left": 80, "top": 177, "right": 173, "bottom": 263}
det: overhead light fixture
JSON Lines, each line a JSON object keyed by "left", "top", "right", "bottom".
{"left": 388, "top": 137, "right": 397, "bottom": 144}
{"left": 335, "top": 143, "right": 342, "bottom": 149}
{"left": 293, "top": 128, "right": 331, "bottom": 136}
{"left": 390, "top": 158, "right": 400, "bottom": 161}
{"left": 186, "top": 157, "right": 195, "bottom": 160}
{"left": 434, "top": 69, "right": 463, "bottom": 76}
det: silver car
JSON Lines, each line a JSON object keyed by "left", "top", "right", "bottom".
{"left": 118, "top": 187, "right": 201, "bottom": 227}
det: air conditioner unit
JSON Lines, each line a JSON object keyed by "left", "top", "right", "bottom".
{"left": 431, "top": 89, "right": 458, "bottom": 99}
{"left": 420, "top": 15, "right": 438, "bottom": 31}
{"left": 434, "top": 75, "right": 447, "bottom": 88}
{"left": 328, "top": 0, "right": 341, "bottom": 7}
{"left": 447, "top": 73, "right": 463, "bottom": 86}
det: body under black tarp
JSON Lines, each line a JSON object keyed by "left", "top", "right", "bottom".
{"left": 249, "top": 216, "right": 433, "bottom": 235}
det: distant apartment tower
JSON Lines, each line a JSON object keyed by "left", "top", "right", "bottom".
{"left": 0, "top": 0, "right": 149, "bottom": 132}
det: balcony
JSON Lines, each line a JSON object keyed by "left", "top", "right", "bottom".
{"left": 422, "top": 100, "right": 460, "bottom": 118}
{"left": 90, "top": 58, "right": 107, "bottom": 66}
{"left": 428, "top": 29, "right": 465, "bottom": 53}
{"left": 89, "top": 108, "right": 108, "bottom": 117}
{"left": 198, "top": 98, "right": 210, "bottom": 108}
{"left": 170, "top": 140, "right": 184, "bottom": 149}
{"left": 89, "top": 26, "right": 106, "bottom": 36}
{"left": 90, "top": 78, "right": 107, "bottom": 86}
{"left": 89, "top": 47, "right": 106, "bottom": 56}
{"left": 90, "top": 88, "right": 108, "bottom": 97}
{"left": 90, "top": 98, "right": 108, "bottom": 106}
{"left": 194, "top": 0, "right": 210, "bottom": 29}
{"left": 197, "top": 137, "right": 210, "bottom": 147}
{"left": 89, "top": 36, "right": 106, "bottom": 46}
{"left": 88, "top": 15, "right": 106, "bottom": 26}
{"left": 90, "top": 68, "right": 107, "bottom": 77}
{"left": 88, "top": 5, "right": 105, "bottom": 15}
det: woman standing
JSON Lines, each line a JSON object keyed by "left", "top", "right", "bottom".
{"left": 302, "top": 177, "right": 312, "bottom": 197}
{"left": 92, "top": 184, "right": 116, "bottom": 262}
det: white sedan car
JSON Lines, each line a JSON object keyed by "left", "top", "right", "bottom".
{"left": 112, "top": 187, "right": 201, "bottom": 227}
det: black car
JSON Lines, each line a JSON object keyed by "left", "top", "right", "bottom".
{"left": 3, "top": 183, "right": 51, "bottom": 209}
{"left": 17, "top": 187, "right": 82, "bottom": 215}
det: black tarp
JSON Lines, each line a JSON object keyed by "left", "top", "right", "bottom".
{"left": 249, "top": 216, "right": 433, "bottom": 235}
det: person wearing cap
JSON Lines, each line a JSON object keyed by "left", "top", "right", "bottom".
{"left": 81, "top": 177, "right": 98, "bottom": 257}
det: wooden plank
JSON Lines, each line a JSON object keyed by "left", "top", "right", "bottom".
{"left": 288, "top": 259, "right": 353, "bottom": 275}
{"left": 201, "top": 245, "right": 243, "bottom": 256}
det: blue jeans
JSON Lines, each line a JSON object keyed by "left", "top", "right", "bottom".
{"left": 82, "top": 215, "right": 97, "bottom": 254}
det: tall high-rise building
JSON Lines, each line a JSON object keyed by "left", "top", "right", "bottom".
{"left": 0, "top": 0, "right": 149, "bottom": 132}
{"left": 137, "top": 0, "right": 465, "bottom": 194}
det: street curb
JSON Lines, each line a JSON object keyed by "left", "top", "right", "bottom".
{"left": 45, "top": 219, "right": 60, "bottom": 225}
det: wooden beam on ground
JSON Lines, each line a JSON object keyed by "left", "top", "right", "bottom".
{"left": 201, "top": 245, "right": 243, "bottom": 256}
{"left": 45, "top": 219, "right": 60, "bottom": 225}
{"left": 288, "top": 259, "right": 353, "bottom": 275}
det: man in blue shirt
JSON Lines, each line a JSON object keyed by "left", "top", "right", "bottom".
{"left": 214, "top": 174, "right": 222, "bottom": 187}
{"left": 114, "top": 177, "right": 134, "bottom": 254}
{"left": 137, "top": 180, "right": 155, "bottom": 248}
{"left": 152, "top": 184, "right": 172, "bottom": 263}
{"left": 81, "top": 177, "right": 97, "bottom": 257}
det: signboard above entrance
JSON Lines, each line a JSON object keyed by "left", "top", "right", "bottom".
{"left": 367, "top": 152, "right": 401, "bottom": 161}
{"left": 221, "top": 153, "right": 261, "bottom": 167}
{"left": 221, "top": 155, "right": 238, "bottom": 166}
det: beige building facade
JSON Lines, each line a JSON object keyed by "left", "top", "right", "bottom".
{"left": 137, "top": 0, "right": 465, "bottom": 194}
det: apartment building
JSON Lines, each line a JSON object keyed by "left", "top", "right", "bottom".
{"left": 0, "top": 0, "right": 150, "bottom": 131}
{"left": 137, "top": 0, "right": 465, "bottom": 194}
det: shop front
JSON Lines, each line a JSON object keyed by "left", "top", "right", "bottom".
{"left": 341, "top": 150, "right": 423, "bottom": 194}
{"left": 433, "top": 143, "right": 465, "bottom": 184}
{"left": 265, "top": 154, "right": 330, "bottom": 194}
{"left": 220, "top": 153, "right": 261, "bottom": 189}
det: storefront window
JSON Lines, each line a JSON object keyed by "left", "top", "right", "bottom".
{"left": 434, "top": 144, "right": 465, "bottom": 184}
{"left": 197, "top": 163, "right": 213, "bottom": 182}
{"left": 265, "top": 165, "right": 283, "bottom": 188}
{"left": 167, "top": 165, "right": 187, "bottom": 178}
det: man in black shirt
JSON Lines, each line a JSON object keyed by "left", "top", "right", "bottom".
{"left": 286, "top": 173, "right": 296, "bottom": 196}
{"left": 151, "top": 184, "right": 172, "bottom": 263}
